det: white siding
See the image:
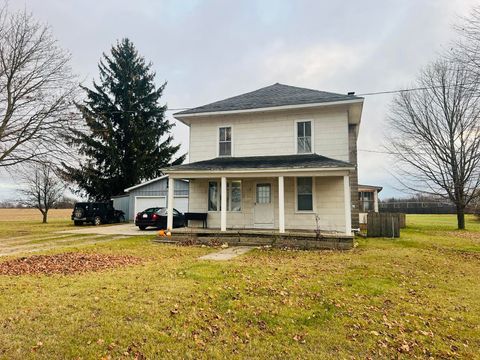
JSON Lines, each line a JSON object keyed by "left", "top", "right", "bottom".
{"left": 188, "top": 176, "right": 346, "bottom": 232}
{"left": 188, "top": 107, "right": 349, "bottom": 162}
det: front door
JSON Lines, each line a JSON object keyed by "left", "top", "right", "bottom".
{"left": 254, "top": 183, "right": 274, "bottom": 228}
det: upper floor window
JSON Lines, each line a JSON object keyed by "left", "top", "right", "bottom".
{"left": 296, "top": 121, "right": 312, "bottom": 153}
{"left": 219, "top": 127, "right": 232, "bottom": 156}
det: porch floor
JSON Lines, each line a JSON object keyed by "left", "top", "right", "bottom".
{"left": 172, "top": 227, "right": 351, "bottom": 239}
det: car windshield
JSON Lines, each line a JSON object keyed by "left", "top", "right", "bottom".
{"left": 143, "top": 208, "right": 161, "bottom": 214}
{"left": 156, "top": 208, "right": 167, "bottom": 216}
{"left": 154, "top": 208, "right": 180, "bottom": 216}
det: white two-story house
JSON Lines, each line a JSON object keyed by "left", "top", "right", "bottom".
{"left": 164, "top": 83, "right": 363, "bottom": 235}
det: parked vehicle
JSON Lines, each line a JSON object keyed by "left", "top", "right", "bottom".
{"left": 72, "top": 202, "right": 126, "bottom": 226}
{"left": 135, "top": 207, "right": 185, "bottom": 230}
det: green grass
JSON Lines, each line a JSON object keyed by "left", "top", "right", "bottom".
{"left": 0, "top": 215, "right": 480, "bottom": 358}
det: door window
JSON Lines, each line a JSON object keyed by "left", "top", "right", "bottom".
{"left": 256, "top": 184, "right": 271, "bottom": 204}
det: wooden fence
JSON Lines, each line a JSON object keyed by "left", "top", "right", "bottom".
{"left": 367, "top": 213, "right": 406, "bottom": 238}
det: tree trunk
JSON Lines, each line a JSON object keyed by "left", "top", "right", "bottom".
{"left": 456, "top": 206, "right": 465, "bottom": 230}
{"left": 42, "top": 211, "right": 48, "bottom": 224}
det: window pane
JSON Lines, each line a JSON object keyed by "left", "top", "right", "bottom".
{"left": 304, "top": 121, "right": 311, "bottom": 136}
{"left": 297, "top": 122, "right": 304, "bottom": 137}
{"left": 224, "top": 142, "right": 231, "bottom": 155}
{"left": 297, "top": 177, "right": 312, "bottom": 194}
{"left": 230, "top": 181, "right": 241, "bottom": 211}
{"left": 219, "top": 142, "right": 231, "bottom": 156}
{"left": 208, "top": 182, "right": 218, "bottom": 211}
{"left": 298, "top": 195, "right": 313, "bottom": 211}
{"left": 225, "top": 127, "right": 231, "bottom": 141}
{"left": 304, "top": 137, "right": 311, "bottom": 152}
{"left": 219, "top": 127, "right": 226, "bottom": 141}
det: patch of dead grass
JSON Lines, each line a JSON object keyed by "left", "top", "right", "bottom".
{"left": 0, "top": 253, "right": 142, "bottom": 275}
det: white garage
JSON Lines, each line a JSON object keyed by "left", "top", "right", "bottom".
{"left": 113, "top": 175, "right": 189, "bottom": 220}
{"left": 134, "top": 196, "right": 166, "bottom": 215}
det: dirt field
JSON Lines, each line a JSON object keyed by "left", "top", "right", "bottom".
{"left": 0, "top": 208, "right": 71, "bottom": 221}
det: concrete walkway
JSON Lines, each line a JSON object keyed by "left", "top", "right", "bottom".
{"left": 199, "top": 246, "right": 255, "bottom": 261}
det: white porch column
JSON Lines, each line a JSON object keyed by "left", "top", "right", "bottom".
{"left": 221, "top": 176, "right": 227, "bottom": 231}
{"left": 343, "top": 175, "right": 352, "bottom": 235}
{"left": 373, "top": 190, "right": 379, "bottom": 212}
{"left": 278, "top": 176, "right": 285, "bottom": 233}
{"left": 167, "top": 176, "right": 174, "bottom": 230}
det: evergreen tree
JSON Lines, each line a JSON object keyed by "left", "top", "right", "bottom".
{"left": 64, "top": 38, "right": 184, "bottom": 200}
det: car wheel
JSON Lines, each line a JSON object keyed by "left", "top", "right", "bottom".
{"left": 139, "top": 226, "right": 146, "bottom": 230}
{"left": 93, "top": 216, "right": 102, "bottom": 226}
{"left": 74, "top": 220, "right": 83, "bottom": 226}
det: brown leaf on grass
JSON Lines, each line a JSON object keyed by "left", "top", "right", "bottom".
{"left": 170, "top": 304, "right": 179, "bottom": 315}
{"left": 31, "top": 341, "right": 43, "bottom": 352}
{"left": 293, "top": 333, "right": 307, "bottom": 344}
{"left": 0, "top": 253, "right": 142, "bottom": 276}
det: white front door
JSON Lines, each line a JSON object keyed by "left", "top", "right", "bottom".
{"left": 254, "top": 183, "right": 274, "bottom": 228}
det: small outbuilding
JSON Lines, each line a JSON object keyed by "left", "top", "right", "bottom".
{"left": 112, "top": 175, "right": 189, "bottom": 221}
{"left": 358, "top": 184, "right": 382, "bottom": 225}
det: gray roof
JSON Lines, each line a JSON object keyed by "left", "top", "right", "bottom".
{"left": 166, "top": 154, "right": 353, "bottom": 172}
{"left": 174, "top": 83, "right": 362, "bottom": 116}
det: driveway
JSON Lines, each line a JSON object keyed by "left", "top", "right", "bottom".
{"left": 58, "top": 223, "right": 154, "bottom": 236}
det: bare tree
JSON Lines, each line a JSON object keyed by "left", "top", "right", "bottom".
{"left": 19, "top": 163, "right": 66, "bottom": 223}
{"left": 387, "top": 60, "right": 480, "bottom": 229}
{"left": 0, "top": 3, "right": 77, "bottom": 167}
{"left": 452, "top": 7, "right": 480, "bottom": 74}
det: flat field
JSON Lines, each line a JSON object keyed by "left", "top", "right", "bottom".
{"left": 0, "top": 208, "right": 71, "bottom": 221}
{"left": 0, "top": 213, "right": 478, "bottom": 359}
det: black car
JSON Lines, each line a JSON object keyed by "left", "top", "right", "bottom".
{"left": 135, "top": 207, "right": 185, "bottom": 230}
{"left": 72, "top": 202, "right": 126, "bottom": 226}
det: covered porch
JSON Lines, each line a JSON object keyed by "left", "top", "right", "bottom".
{"left": 164, "top": 154, "right": 355, "bottom": 236}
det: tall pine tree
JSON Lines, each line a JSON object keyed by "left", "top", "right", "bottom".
{"left": 64, "top": 39, "right": 184, "bottom": 200}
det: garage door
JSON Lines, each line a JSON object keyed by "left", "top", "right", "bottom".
{"left": 173, "top": 197, "right": 189, "bottom": 213}
{"left": 134, "top": 196, "right": 166, "bottom": 215}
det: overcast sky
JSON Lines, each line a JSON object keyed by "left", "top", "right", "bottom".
{"left": 0, "top": 0, "right": 477, "bottom": 200}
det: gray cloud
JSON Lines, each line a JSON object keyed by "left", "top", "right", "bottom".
{"left": 1, "top": 0, "right": 477, "bottom": 199}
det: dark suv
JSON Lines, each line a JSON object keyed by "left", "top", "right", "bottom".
{"left": 72, "top": 202, "right": 125, "bottom": 226}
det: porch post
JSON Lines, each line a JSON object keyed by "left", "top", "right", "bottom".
{"left": 343, "top": 175, "right": 352, "bottom": 235}
{"left": 167, "top": 176, "right": 174, "bottom": 230}
{"left": 373, "top": 190, "right": 379, "bottom": 212}
{"left": 278, "top": 176, "right": 285, "bottom": 233}
{"left": 221, "top": 176, "right": 227, "bottom": 231}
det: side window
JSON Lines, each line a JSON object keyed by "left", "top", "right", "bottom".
{"left": 219, "top": 127, "right": 232, "bottom": 156}
{"left": 297, "top": 121, "right": 312, "bottom": 153}
{"left": 297, "top": 177, "right": 313, "bottom": 211}
{"left": 208, "top": 181, "right": 219, "bottom": 211}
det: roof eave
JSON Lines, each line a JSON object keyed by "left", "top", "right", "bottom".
{"left": 174, "top": 98, "right": 364, "bottom": 122}
{"left": 124, "top": 175, "right": 187, "bottom": 192}
{"left": 163, "top": 166, "right": 355, "bottom": 175}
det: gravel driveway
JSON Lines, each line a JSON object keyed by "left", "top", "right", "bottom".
{"left": 58, "top": 223, "right": 154, "bottom": 236}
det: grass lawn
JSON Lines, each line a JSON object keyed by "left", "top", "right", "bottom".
{"left": 0, "top": 214, "right": 479, "bottom": 358}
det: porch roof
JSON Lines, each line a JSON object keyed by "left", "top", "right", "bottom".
{"left": 164, "top": 153, "right": 354, "bottom": 174}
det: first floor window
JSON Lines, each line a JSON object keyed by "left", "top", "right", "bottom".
{"left": 297, "top": 177, "right": 313, "bottom": 211}
{"left": 208, "top": 180, "right": 242, "bottom": 211}
{"left": 208, "top": 181, "right": 219, "bottom": 211}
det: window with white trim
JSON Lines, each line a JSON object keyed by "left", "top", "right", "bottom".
{"left": 297, "top": 121, "right": 312, "bottom": 153}
{"left": 219, "top": 127, "right": 232, "bottom": 156}
{"left": 208, "top": 180, "right": 241, "bottom": 211}
{"left": 297, "top": 177, "right": 313, "bottom": 211}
